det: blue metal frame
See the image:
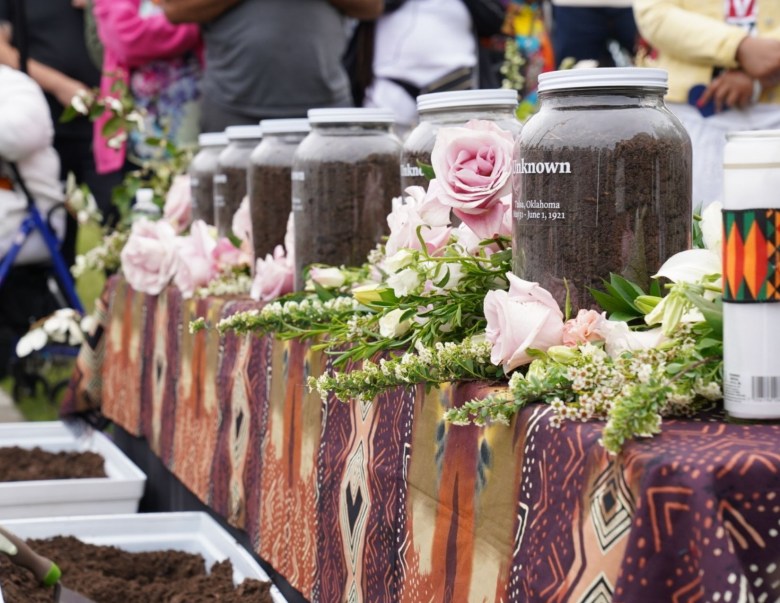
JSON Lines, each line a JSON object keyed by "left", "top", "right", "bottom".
{"left": 0, "top": 163, "right": 84, "bottom": 314}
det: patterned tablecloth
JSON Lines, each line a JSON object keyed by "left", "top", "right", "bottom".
{"left": 66, "top": 278, "right": 780, "bottom": 603}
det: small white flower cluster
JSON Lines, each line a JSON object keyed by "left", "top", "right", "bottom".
{"left": 195, "top": 272, "right": 253, "bottom": 298}
{"left": 215, "top": 295, "right": 362, "bottom": 335}
{"left": 310, "top": 336, "right": 493, "bottom": 403}
{"left": 71, "top": 230, "right": 129, "bottom": 278}
{"left": 15, "top": 309, "right": 95, "bottom": 358}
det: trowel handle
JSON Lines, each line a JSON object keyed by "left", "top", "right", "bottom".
{"left": 0, "top": 526, "right": 61, "bottom": 586}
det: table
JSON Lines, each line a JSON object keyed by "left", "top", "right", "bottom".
{"left": 65, "top": 277, "right": 780, "bottom": 602}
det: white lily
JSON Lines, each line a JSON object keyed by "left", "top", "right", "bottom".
{"left": 15, "top": 328, "right": 48, "bottom": 358}
{"left": 379, "top": 308, "right": 411, "bottom": 338}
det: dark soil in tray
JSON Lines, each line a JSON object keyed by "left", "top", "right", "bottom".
{"left": 0, "top": 447, "right": 106, "bottom": 481}
{"left": 0, "top": 536, "right": 274, "bottom": 602}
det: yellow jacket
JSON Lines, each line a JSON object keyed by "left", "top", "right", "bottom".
{"left": 634, "top": 0, "right": 780, "bottom": 103}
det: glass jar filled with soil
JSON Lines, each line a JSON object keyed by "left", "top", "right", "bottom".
{"left": 248, "top": 118, "right": 310, "bottom": 266}
{"left": 512, "top": 68, "right": 692, "bottom": 311}
{"left": 188, "top": 132, "right": 227, "bottom": 225}
{"left": 292, "top": 108, "right": 401, "bottom": 290}
{"left": 214, "top": 125, "right": 262, "bottom": 237}
{"left": 401, "top": 89, "right": 520, "bottom": 190}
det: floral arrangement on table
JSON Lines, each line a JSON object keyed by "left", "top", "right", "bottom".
{"left": 205, "top": 120, "right": 724, "bottom": 453}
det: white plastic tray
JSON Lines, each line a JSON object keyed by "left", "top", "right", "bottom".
{"left": 0, "top": 421, "right": 146, "bottom": 519}
{"left": 3, "top": 512, "right": 286, "bottom": 602}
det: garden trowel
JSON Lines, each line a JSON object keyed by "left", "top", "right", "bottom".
{"left": 0, "top": 526, "right": 95, "bottom": 602}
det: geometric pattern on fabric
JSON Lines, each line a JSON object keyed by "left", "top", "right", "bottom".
{"left": 576, "top": 573, "right": 613, "bottom": 603}
{"left": 723, "top": 208, "right": 780, "bottom": 302}
{"left": 588, "top": 461, "right": 635, "bottom": 553}
{"left": 92, "top": 279, "right": 780, "bottom": 603}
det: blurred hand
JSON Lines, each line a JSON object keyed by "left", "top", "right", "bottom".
{"left": 71, "top": 0, "right": 88, "bottom": 8}
{"left": 0, "top": 21, "right": 11, "bottom": 43}
{"left": 54, "top": 78, "right": 89, "bottom": 109}
{"left": 736, "top": 37, "right": 780, "bottom": 79}
{"left": 699, "top": 70, "right": 754, "bottom": 112}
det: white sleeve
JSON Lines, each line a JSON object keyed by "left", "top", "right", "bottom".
{"left": 0, "top": 66, "right": 55, "bottom": 163}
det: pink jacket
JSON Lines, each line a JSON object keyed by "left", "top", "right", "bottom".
{"left": 92, "top": 0, "right": 201, "bottom": 174}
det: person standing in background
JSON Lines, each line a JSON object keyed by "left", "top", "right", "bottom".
{"left": 92, "top": 0, "right": 202, "bottom": 175}
{"left": 0, "top": 0, "right": 125, "bottom": 249}
{"left": 161, "top": 0, "right": 383, "bottom": 132}
{"left": 634, "top": 0, "right": 780, "bottom": 206}
{"left": 550, "top": 0, "right": 637, "bottom": 67}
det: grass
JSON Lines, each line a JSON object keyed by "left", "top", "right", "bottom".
{"left": 1, "top": 222, "right": 106, "bottom": 421}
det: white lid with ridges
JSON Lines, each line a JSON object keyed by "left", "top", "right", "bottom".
{"left": 538, "top": 68, "right": 668, "bottom": 92}
{"left": 198, "top": 132, "right": 228, "bottom": 147}
{"left": 307, "top": 108, "right": 395, "bottom": 124}
{"left": 417, "top": 89, "right": 518, "bottom": 112}
{"left": 225, "top": 125, "right": 263, "bottom": 140}
{"left": 260, "top": 118, "right": 311, "bottom": 135}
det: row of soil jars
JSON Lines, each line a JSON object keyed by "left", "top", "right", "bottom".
{"left": 248, "top": 118, "right": 311, "bottom": 264}
{"left": 214, "top": 125, "right": 263, "bottom": 237}
{"left": 292, "top": 108, "right": 401, "bottom": 290}
{"left": 512, "top": 67, "right": 692, "bottom": 311}
{"left": 189, "top": 132, "right": 227, "bottom": 224}
{"left": 401, "top": 88, "right": 521, "bottom": 190}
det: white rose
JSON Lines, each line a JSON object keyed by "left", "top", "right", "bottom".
{"left": 310, "top": 266, "right": 346, "bottom": 288}
{"left": 387, "top": 268, "right": 422, "bottom": 297}
{"left": 383, "top": 249, "right": 416, "bottom": 273}
{"left": 379, "top": 308, "right": 412, "bottom": 338}
{"left": 700, "top": 201, "right": 722, "bottom": 253}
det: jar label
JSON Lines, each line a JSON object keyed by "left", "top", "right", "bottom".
{"left": 513, "top": 198, "right": 567, "bottom": 222}
{"left": 723, "top": 208, "right": 780, "bottom": 303}
{"left": 725, "top": 372, "right": 780, "bottom": 404}
{"left": 214, "top": 174, "right": 227, "bottom": 184}
{"left": 214, "top": 195, "right": 225, "bottom": 208}
{"left": 401, "top": 164, "right": 424, "bottom": 178}
{"left": 292, "top": 196, "right": 302, "bottom": 212}
{"left": 291, "top": 171, "right": 305, "bottom": 182}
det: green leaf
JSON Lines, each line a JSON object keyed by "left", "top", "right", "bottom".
{"left": 589, "top": 287, "right": 634, "bottom": 315}
{"left": 101, "top": 116, "right": 124, "bottom": 138}
{"left": 609, "top": 273, "right": 645, "bottom": 302}
{"left": 649, "top": 279, "right": 662, "bottom": 297}
{"left": 417, "top": 161, "right": 435, "bottom": 181}
{"left": 59, "top": 104, "right": 80, "bottom": 124}
{"left": 684, "top": 292, "right": 723, "bottom": 336}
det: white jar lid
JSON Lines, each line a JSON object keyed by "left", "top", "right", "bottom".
{"left": 225, "top": 125, "right": 263, "bottom": 140}
{"left": 260, "top": 118, "right": 311, "bottom": 135}
{"left": 307, "top": 108, "right": 395, "bottom": 124}
{"left": 727, "top": 129, "right": 780, "bottom": 141}
{"left": 538, "top": 68, "right": 668, "bottom": 92}
{"left": 198, "top": 132, "right": 228, "bottom": 147}
{"left": 417, "top": 89, "right": 518, "bottom": 112}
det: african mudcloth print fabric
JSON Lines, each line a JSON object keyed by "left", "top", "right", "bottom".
{"left": 95, "top": 278, "right": 780, "bottom": 603}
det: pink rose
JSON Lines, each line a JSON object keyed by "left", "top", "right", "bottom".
{"left": 212, "top": 237, "right": 249, "bottom": 271}
{"left": 232, "top": 195, "right": 253, "bottom": 246}
{"left": 484, "top": 273, "right": 564, "bottom": 372}
{"left": 562, "top": 309, "right": 607, "bottom": 347}
{"left": 250, "top": 245, "right": 294, "bottom": 302}
{"left": 163, "top": 174, "right": 193, "bottom": 234}
{"left": 120, "top": 218, "right": 179, "bottom": 295}
{"left": 284, "top": 212, "right": 295, "bottom": 267}
{"left": 386, "top": 185, "right": 452, "bottom": 256}
{"left": 430, "top": 120, "right": 514, "bottom": 240}
{"left": 173, "top": 220, "right": 218, "bottom": 298}
{"left": 453, "top": 194, "right": 513, "bottom": 255}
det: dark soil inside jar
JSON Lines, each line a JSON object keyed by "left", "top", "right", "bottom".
{"left": 0, "top": 447, "right": 105, "bottom": 481}
{"left": 248, "top": 163, "right": 290, "bottom": 262}
{"left": 514, "top": 132, "right": 691, "bottom": 311}
{"left": 214, "top": 165, "right": 248, "bottom": 237}
{"left": 293, "top": 153, "right": 400, "bottom": 289}
{"left": 0, "top": 536, "right": 273, "bottom": 603}
{"left": 190, "top": 169, "right": 216, "bottom": 225}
